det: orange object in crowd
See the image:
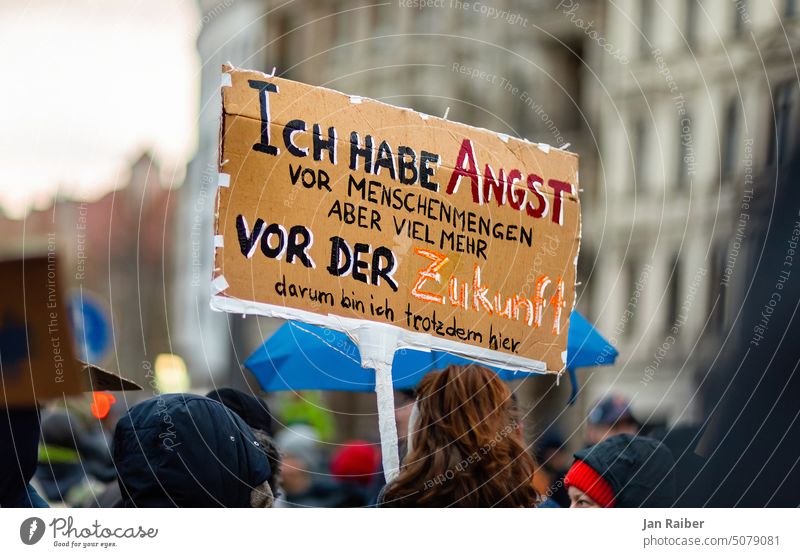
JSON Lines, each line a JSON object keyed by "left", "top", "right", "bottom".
{"left": 90, "top": 391, "right": 117, "bottom": 419}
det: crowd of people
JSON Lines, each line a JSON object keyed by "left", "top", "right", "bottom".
{"left": 2, "top": 364, "right": 683, "bottom": 508}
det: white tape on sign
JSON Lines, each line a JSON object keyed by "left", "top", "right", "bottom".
{"left": 354, "top": 324, "right": 401, "bottom": 483}
{"left": 211, "top": 275, "right": 229, "bottom": 294}
{"left": 209, "top": 296, "right": 548, "bottom": 373}
{"left": 214, "top": 235, "right": 224, "bottom": 248}
{"left": 218, "top": 173, "right": 230, "bottom": 188}
{"left": 221, "top": 73, "right": 232, "bottom": 88}
{"left": 374, "top": 361, "right": 400, "bottom": 483}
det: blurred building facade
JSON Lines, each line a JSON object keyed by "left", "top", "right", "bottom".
{"left": 0, "top": 153, "right": 174, "bottom": 388}
{"left": 583, "top": 0, "right": 800, "bottom": 429}
{"left": 177, "top": 0, "right": 800, "bottom": 440}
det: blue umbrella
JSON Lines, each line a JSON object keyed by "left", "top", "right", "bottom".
{"left": 564, "top": 311, "right": 617, "bottom": 368}
{"left": 244, "top": 311, "right": 617, "bottom": 395}
{"left": 564, "top": 311, "right": 619, "bottom": 404}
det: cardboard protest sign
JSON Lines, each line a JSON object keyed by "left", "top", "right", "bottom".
{"left": 0, "top": 256, "right": 84, "bottom": 406}
{"left": 212, "top": 65, "right": 580, "bottom": 374}
{"left": 0, "top": 256, "right": 141, "bottom": 407}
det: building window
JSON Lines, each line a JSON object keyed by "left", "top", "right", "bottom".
{"left": 561, "top": 41, "right": 584, "bottom": 132}
{"left": 733, "top": 0, "right": 749, "bottom": 37}
{"left": 272, "top": 13, "right": 292, "bottom": 78}
{"left": 633, "top": 117, "right": 647, "bottom": 192}
{"left": 767, "top": 82, "right": 797, "bottom": 166}
{"left": 708, "top": 243, "right": 728, "bottom": 334}
{"left": 684, "top": 0, "right": 698, "bottom": 48}
{"left": 676, "top": 111, "right": 693, "bottom": 189}
{"left": 369, "top": 3, "right": 381, "bottom": 31}
{"left": 509, "top": 70, "right": 533, "bottom": 137}
{"left": 666, "top": 254, "right": 681, "bottom": 332}
{"left": 639, "top": 0, "right": 654, "bottom": 57}
{"left": 721, "top": 98, "right": 739, "bottom": 180}
{"left": 624, "top": 255, "right": 641, "bottom": 338}
{"left": 786, "top": 0, "right": 797, "bottom": 17}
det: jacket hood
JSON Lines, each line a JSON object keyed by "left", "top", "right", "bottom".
{"left": 113, "top": 394, "right": 270, "bottom": 507}
{"left": 574, "top": 434, "right": 676, "bottom": 507}
{"left": 206, "top": 388, "right": 274, "bottom": 436}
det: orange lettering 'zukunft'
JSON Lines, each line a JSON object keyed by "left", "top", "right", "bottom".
{"left": 410, "top": 248, "right": 565, "bottom": 334}
{"left": 410, "top": 248, "right": 448, "bottom": 304}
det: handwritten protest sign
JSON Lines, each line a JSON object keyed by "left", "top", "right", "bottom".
{"left": 212, "top": 65, "right": 581, "bottom": 479}
{"left": 212, "top": 65, "right": 581, "bottom": 374}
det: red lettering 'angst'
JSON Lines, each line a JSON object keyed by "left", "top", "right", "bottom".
{"left": 549, "top": 179, "right": 572, "bottom": 225}
{"left": 446, "top": 139, "right": 481, "bottom": 203}
{"left": 526, "top": 174, "right": 548, "bottom": 218}
{"left": 482, "top": 165, "right": 506, "bottom": 206}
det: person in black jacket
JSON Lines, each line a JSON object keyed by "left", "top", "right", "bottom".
{"left": 0, "top": 407, "right": 49, "bottom": 507}
{"left": 564, "top": 433, "right": 676, "bottom": 508}
{"left": 113, "top": 393, "right": 273, "bottom": 507}
{"left": 206, "top": 387, "right": 282, "bottom": 499}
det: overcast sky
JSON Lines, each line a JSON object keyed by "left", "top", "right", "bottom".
{"left": 0, "top": 0, "right": 200, "bottom": 216}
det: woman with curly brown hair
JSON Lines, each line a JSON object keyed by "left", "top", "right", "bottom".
{"left": 378, "top": 364, "right": 538, "bottom": 507}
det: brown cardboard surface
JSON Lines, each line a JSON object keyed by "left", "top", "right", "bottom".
{"left": 214, "top": 65, "right": 581, "bottom": 372}
{"left": 0, "top": 256, "right": 84, "bottom": 406}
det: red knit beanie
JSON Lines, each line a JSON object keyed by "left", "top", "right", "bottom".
{"left": 330, "top": 441, "right": 380, "bottom": 487}
{"left": 564, "top": 459, "right": 616, "bottom": 508}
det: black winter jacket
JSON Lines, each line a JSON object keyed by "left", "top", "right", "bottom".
{"left": 113, "top": 394, "right": 270, "bottom": 507}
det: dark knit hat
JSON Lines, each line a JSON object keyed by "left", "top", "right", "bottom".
{"left": 206, "top": 387, "right": 274, "bottom": 436}
{"left": 567, "top": 434, "right": 676, "bottom": 508}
